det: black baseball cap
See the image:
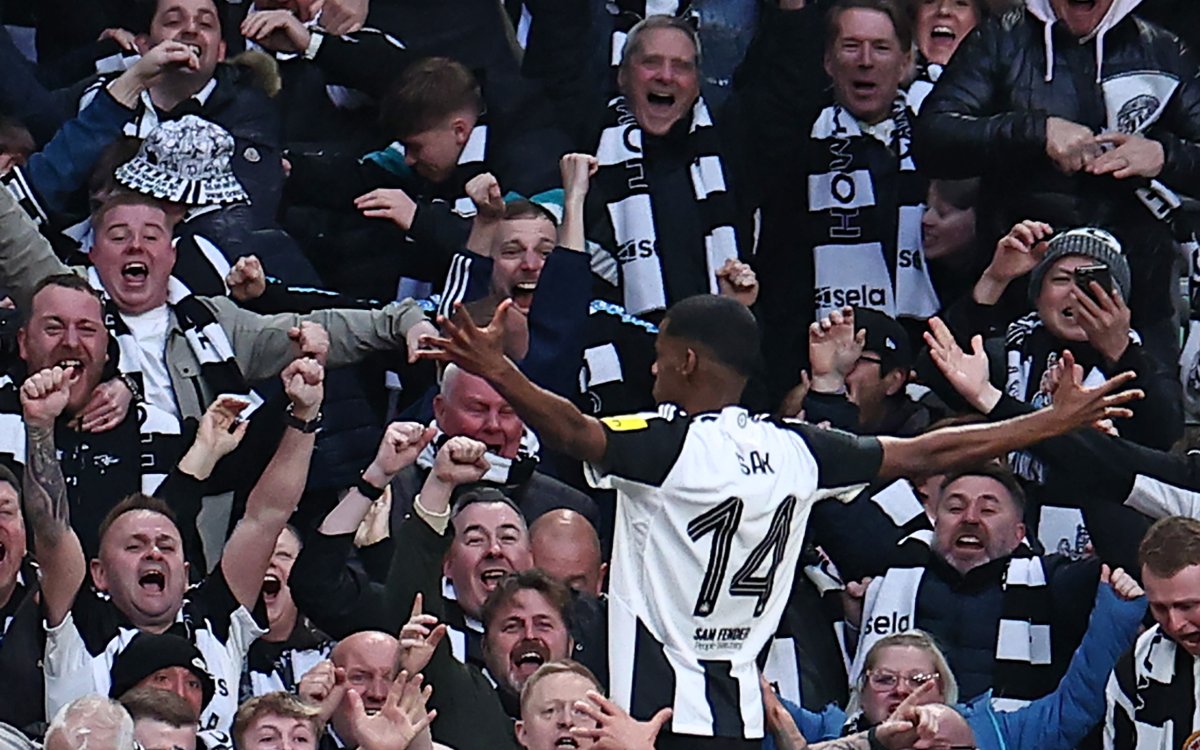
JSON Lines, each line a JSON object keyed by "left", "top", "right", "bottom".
{"left": 852, "top": 307, "right": 914, "bottom": 374}
{"left": 109, "top": 632, "right": 216, "bottom": 711}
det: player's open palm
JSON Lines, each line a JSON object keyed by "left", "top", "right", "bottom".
{"left": 419, "top": 302, "right": 511, "bottom": 381}
{"left": 21, "top": 367, "right": 73, "bottom": 428}
{"left": 397, "top": 593, "right": 447, "bottom": 675}
{"left": 1046, "top": 350, "right": 1142, "bottom": 431}
{"left": 346, "top": 670, "right": 436, "bottom": 750}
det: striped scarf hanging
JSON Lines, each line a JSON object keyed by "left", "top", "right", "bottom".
{"left": 803, "top": 99, "right": 938, "bottom": 321}
{"left": 593, "top": 95, "right": 738, "bottom": 316}
{"left": 86, "top": 268, "right": 261, "bottom": 489}
{"left": 852, "top": 554, "right": 1055, "bottom": 707}
{"left": 1105, "top": 625, "right": 1200, "bottom": 749}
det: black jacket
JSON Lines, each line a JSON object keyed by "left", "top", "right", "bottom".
{"left": 914, "top": 8, "right": 1200, "bottom": 326}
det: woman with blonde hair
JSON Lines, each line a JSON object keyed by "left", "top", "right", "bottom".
{"left": 764, "top": 565, "right": 1145, "bottom": 750}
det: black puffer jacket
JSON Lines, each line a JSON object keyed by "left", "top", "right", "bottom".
{"left": 914, "top": 6, "right": 1200, "bottom": 327}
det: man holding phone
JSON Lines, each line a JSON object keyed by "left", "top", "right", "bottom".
{"left": 920, "top": 223, "right": 1182, "bottom": 554}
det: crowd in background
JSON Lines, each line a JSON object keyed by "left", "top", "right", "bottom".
{"left": 1, "top": 0, "right": 1200, "bottom": 748}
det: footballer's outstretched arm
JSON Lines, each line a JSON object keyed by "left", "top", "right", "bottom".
{"left": 417, "top": 302, "right": 609, "bottom": 465}
{"left": 877, "top": 350, "right": 1141, "bottom": 481}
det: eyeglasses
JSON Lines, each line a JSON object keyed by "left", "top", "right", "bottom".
{"left": 865, "top": 670, "right": 940, "bottom": 691}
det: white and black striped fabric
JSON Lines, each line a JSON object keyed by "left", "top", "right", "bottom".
{"left": 1105, "top": 625, "right": 1200, "bottom": 749}
{"left": 86, "top": 268, "right": 262, "bottom": 490}
{"left": 593, "top": 96, "right": 738, "bottom": 316}
{"left": 853, "top": 555, "right": 1055, "bottom": 709}
{"left": 803, "top": 99, "right": 938, "bottom": 321}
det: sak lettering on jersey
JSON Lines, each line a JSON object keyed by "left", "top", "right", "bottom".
{"left": 737, "top": 451, "right": 774, "bottom": 475}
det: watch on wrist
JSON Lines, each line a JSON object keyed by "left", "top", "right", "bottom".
{"left": 284, "top": 403, "right": 323, "bottom": 433}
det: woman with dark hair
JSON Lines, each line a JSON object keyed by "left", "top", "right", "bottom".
{"left": 922, "top": 178, "right": 986, "bottom": 310}
{"left": 907, "top": 0, "right": 987, "bottom": 114}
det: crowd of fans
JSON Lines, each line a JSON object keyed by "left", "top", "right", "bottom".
{"left": 3, "top": 0, "right": 1200, "bottom": 748}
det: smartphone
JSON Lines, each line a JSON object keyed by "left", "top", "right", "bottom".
{"left": 1073, "top": 264, "right": 1113, "bottom": 302}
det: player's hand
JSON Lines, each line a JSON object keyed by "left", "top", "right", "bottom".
{"left": 716, "top": 259, "right": 759, "bottom": 307}
{"left": 761, "top": 676, "right": 809, "bottom": 750}
{"left": 1046, "top": 350, "right": 1142, "bottom": 433}
{"left": 809, "top": 307, "right": 864, "bottom": 393}
{"left": 560, "top": 153, "right": 598, "bottom": 206}
{"left": 1088, "top": 132, "right": 1164, "bottom": 180}
{"left": 465, "top": 173, "right": 505, "bottom": 222}
{"left": 570, "top": 691, "right": 672, "bottom": 750}
{"left": 21, "top": 367, "right": 73, "bottom": 429}
{"left": 298, "top": 660, "right": 348, "bottom": 723}
{"left": 227, "top": 255, "right": 268, "bottom": 302}
{"left": 397, "top": 593, "right": 448, "bottom": 676}
{"left": 345, "top": 670, "right": 436, "bottom": 750}
{"left": 75, "top": 378, "right": 133, "bottom": 433}
{"left": 416, "top": 302, "right": 512, "bottom": 382}
{"left": 241, "top": 9, "right": 312, "bottom": 53}
{"left": 1045, "top": 117, "right": 1101, "bottom": 174}
{"left": 431, "top": 436, "right": 490, "bottom": 486}
{"left": 282, "top": 357, "right": 325, "bottom": 421}
{"left": 1101, "top": 564, "right": 1145, "bottom": 602}
{"left": 1069, "top": 282, "right": 1131, "bottom": 365}
{"left": 356, "top": 188, "right": 418, "bottom": 231}
{"left": 923, "top": 317, "right": 998, "bottom": 414}
{"left": 288, "top": 321, "right": 330, "bottom": 365}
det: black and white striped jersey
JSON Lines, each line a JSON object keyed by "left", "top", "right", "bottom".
{"left": 586, "top": 405, "right": 882, "bottom": 739}
{"left": 44, "top": 570, "right": 265, "bottom": 734}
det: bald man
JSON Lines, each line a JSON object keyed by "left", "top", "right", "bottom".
{"left": 297, "top": 631, "right": 401, "bottom": 750}
{"left": 530, "top": 510, "right": 607, "bottom": 596}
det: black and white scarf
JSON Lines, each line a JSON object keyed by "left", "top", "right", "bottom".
{"left": 87, "top": 268, "right": 261, "bottom": 485}
{"left": 594, "top": 95, "right": 738, "bottom": 315}
{"left": 852, "top": 555, "right": 1055, "bottom": 709}
{"left": 1105, "top": 625, "right": 1200, "bottom": 750}
{"left": 1004, "top": 313, "right": 1137, "bottom": 485}
{"left": 804, "top": 99, "right": 938, "bottom": 321}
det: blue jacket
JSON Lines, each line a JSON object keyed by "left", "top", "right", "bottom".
{"left": 768, "top": 584, "right": 1145, "bottom": 750}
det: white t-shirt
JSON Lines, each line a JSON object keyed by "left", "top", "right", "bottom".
{"left": 121, "top": 305, "right": 180, "bottom": 423}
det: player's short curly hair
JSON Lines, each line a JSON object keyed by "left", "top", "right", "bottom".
{"left": 660, "top": 294, "right": 762, "bottom": 378}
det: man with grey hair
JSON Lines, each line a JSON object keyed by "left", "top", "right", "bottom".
{"left": 45, "top": 696, "right": 135, "bottom": 750}
{"left": 584, "top": 15, "right": 751, "bottom": 320}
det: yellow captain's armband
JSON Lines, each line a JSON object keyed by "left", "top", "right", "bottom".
{"left": 601, "top": 416, "right": 650, "bottom": 432}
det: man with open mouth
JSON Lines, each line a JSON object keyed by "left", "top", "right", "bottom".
{"left": 915, "top": 0, "right": 1200, "bottom": 382}
{"left": 26, "top": 353, "right": 325, "bottom": 735}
